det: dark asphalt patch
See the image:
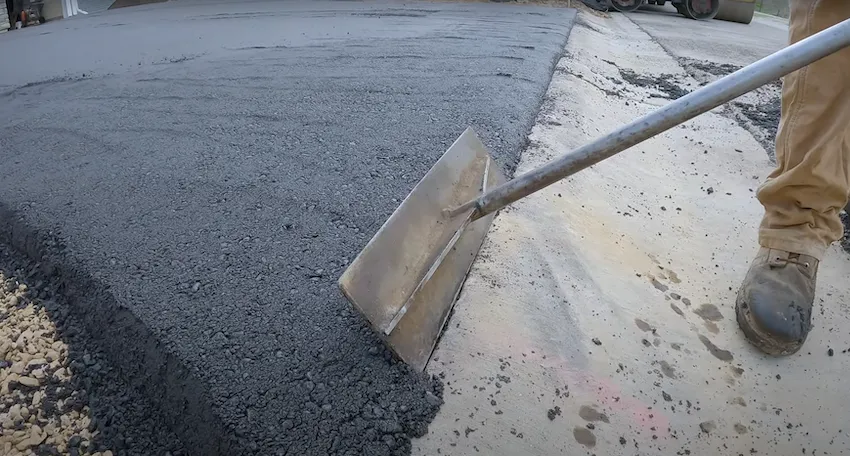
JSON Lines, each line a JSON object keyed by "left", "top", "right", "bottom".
{"left": 0, "top": 1, "right": 577, "bottom": 454}
{"left": 677, "top": 58, "right": 781, "bottom": 158}
{"left": 732, "top": 99, "right": 781, "bottom": 150}
{"left": 617, "top": 68, "right": 688, "bottom": 100}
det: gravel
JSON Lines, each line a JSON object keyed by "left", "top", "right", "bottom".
{"left": 0, "top": 1, "right": 577, "bottom": 454}
{"left": 0, "top": 243, "right": 184, "bottom": 455}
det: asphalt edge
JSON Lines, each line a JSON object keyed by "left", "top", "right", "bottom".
{"left": 0, "top": 201, "right": 238, "bottom": 455}
{"left": 511, "top": 7, "right": 579, "bottom": 173}
{"left": 433, "top": 7, "right": 578, "bottom": 346}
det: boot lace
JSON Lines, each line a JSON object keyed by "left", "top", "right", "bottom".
{"left": 776, "top": 254, "right": 810, "bottom": 269}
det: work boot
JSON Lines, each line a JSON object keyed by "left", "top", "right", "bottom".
{"left": 735, "top": 248, "right": 818, "bottom": 356}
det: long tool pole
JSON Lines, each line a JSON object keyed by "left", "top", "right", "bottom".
{"left": 467, "top": 18, "right": 850, "bottom": 220}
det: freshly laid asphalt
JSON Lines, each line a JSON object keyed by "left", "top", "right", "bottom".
{"left": 0, "top": 1, "right": 576, "bottom": 454}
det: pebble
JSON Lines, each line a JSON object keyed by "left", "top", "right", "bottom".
{"left": 0, "top": 268, "right": 115, "bottom": 456}
{"left": 9, "top": 404, "right": 22, "bottom": 421}
{"left": 18, "top": 376, "right": 39, "bottom": 387}
{"left": 69, "top": 435, "right": 83, "bottom": 447}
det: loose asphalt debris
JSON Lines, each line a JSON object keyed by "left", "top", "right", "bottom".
{"left": 677, "top": 58, "right": 781, "bottom": 158}
{"left": 840, "top": 212, "right": 850, "bottom": 254}
{"left": 616, "top": 68, "right": 688, "bottom": 100}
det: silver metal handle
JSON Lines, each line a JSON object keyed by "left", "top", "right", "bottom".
{"left": 471, "top": 18, "right": 850, "bottom": 219}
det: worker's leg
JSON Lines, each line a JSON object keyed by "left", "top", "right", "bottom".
{"left": 737, "top": 0, "right": 850, "bottom": 356}
{"left": 759, "top": 0, "right": 850, "bottom": 258}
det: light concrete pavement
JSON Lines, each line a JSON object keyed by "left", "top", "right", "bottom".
{"left": 631, "top": 4, "right": 787, "bottom": 65}
{"left": 633, "top": 6, "right": 788, "bottom": 158}
{"left": 415, "top": 10, "right": 850, "bottom": 456}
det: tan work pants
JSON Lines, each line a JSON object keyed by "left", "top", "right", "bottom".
{"left": 757, "top": 0, "right": 850, "bottom": 260}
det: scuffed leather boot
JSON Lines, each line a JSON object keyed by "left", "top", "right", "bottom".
{"left": 735, "top": 248, "right": 818, "bottom": 356}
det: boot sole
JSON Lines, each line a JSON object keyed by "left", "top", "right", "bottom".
{"left": 735, "top": 292, "right": 804, "bottom": 356}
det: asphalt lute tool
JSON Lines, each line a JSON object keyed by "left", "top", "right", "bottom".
{"left": 339, "top": 18, "right": 850, "bottom": 371}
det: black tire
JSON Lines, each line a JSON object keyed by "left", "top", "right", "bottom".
{"left": 681, "top": 0, "right": 719, "bottom": 19}
{"left": 715, "top": 0, "right": 755, "bottom": 24}
{"left": 611, "top": 0, "right": 643, "bottom": 12}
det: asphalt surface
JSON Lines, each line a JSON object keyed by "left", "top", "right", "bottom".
{"left": 0, "top": 1, "right": 577, "bottom": 454}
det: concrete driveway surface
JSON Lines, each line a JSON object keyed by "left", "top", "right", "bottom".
{"left": 414, "top": 9, "right": 850, "bottom": 456}
{"left": 0, "top": 1, "right": 577, "bottom": 455}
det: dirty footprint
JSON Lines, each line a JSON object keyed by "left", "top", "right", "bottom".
{"left": 656, "top": 360, "right": 677, "bottom": 379}
{"left": 698, "top": 334, "right": 733, "bottom": 361}
{"left": 694, "top": 303, "right": 723, "bottom": 321}
{"left": 573, "top": 426, "right": 596, "bottom": 448}
{"left": 694, "top": 304, "right": 723, "bottom": 333}
{"left": 635, "top": 318, "right": 653, "bottom": 332}
{"left": 579, "top": 405, "right": 609, "bottom": 423}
